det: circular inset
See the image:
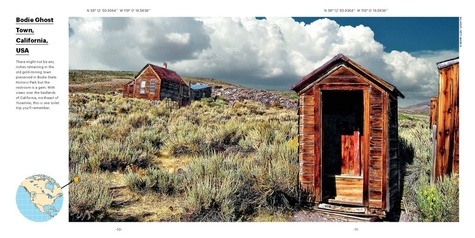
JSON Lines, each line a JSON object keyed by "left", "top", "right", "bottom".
{"left": 16, "top": 174, "right": 64, "bottom": 222}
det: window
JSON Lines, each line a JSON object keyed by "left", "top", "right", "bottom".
{"left": 140, "top": 80, "right": 146, "bottom": 94}
{"left": 150, "top": 79, "right": 156, "bottom": 94}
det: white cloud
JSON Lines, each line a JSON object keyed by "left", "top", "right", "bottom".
{"left": 165, "top": 32, "right": 190, "bottom": 45}
{"left": 69, "top": 17, "right": 459, "bottom": 106}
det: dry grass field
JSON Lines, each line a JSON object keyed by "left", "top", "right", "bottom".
{"left": 68, "top": 70, "right": 458, "bottom": 222}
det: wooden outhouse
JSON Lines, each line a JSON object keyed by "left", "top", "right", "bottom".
{"left": 430, "top": 57, "right": 459, "bottom": 181}
{"left": 123, "top": 63, "right": 190, "bottom": 106}
{"left": 291, "top": 54, "right": 404, "bottom": 217}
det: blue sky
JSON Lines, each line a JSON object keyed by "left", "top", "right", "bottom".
{"left": 294, "top": 17, "right": 459, "bottom": 52}
{"left": 69, "top": 17, "right": 460, "bottom": 107}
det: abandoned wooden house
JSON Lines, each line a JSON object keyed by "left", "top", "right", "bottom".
{"left": 429, "top": 57, "right": 459, "bottom": 181}
{"left": 290, "top": 53, "right": 405, "bottom": 218}
{"left": 123, "top": 63, "right": 190, "bottom": 106}
{"left": 190, "top": 84, "right": 212, "bottom": 101}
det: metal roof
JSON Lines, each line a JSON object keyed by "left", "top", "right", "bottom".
{"left": 190, "top": 84, "right": 212, "bottom": 90}
{"left": 436, "top": 56, "right": 459, "bottom": 69}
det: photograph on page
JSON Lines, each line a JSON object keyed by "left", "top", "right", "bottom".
{"left": 66, "top": 16, "right": 459, "bottom": 223}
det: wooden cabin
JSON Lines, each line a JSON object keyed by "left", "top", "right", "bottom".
{"left": 290, "top": 54, "right": 405, "bottom": 218}
{"left": 430, "top": 57, "right": 459, "bottom": 181}
{"left": 123, "top": 63, "right": 190, "bottom": 106}
{"left": 190, "top": 84, "right": 212, "bottom": 101}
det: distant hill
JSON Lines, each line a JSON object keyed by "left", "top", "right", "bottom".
{"left": 400, "top": 101, "right": 430, "bottom": 116}
{"left": 68, "top": 70, "right": 239, "bottom": 95}
{"left": 68, "top": 69, "right": 298, "bottom": 109}
{"left": 404, "top": 101, "right": 430, "bottom": 111}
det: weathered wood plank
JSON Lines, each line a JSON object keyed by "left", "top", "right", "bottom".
{"left": 369, "top": 179, "right": 382, "bottom": 190}
{"left": 370, "top": 120, "right": 383, "bottom": 129}
{"left": 300, "top": 162, "right": 315, "bottom": 174}
{"left": 369, "top": 169, "right": 382, "bottom": 180}
{"left": 356, "top": 135, "right": 363, "bottom": 176}
{"left": 299, "top": 105, "right": 315, "bottom": 116}
{"left": 430, "top": 97, "right": 438, "bottom": 127}
{"left": 370, "top": 155, "right": 382, "bottom": 160}
{"left": 370, "top": 109, "right": 383, "bottom": 120}
{"left": 369, "top": 190, "right": 382, "bottom": 200}
{"left": 363, "top": 89, "right": 370, "bottom": 207}
{"left": 369, "top": 146, "right": 382, "bottom": 154}
{"left": 370, "top": 137, "right": 382, "bottom": 147}
{"left": 434, "top": 69, "right": 451, "bottom": 178}
{"left": 341, "top": 131, "right": 361, "bottom": 175}
{"left": 370, "top": 128, "right": 383, "bottom": 138}
{"left": 299, "top": 124, "right": 315, "bottom": 135}
{"left": 341, "top": 135, "right": 349, "bottom": 174}
{"left": 300, "top": 144, "right": 315, "bottom": 154}
{"left": 300, "top": 115, "right": 315, "bottom": 125}
{"left": 299, "top": 134, "right": 314, "bottom": 143}
{"left": 451, "top": 64, "right": 459, "bottom": 174}
{"left": 299, "top": 153, "right": 315, "bottom": 163}
{"left": 381, "top": 93, "right": 388, "bottom": 210}
{"left": 369, "top": 200, "right": 382, "bottom": 208}
{"left": 370, "top": 88, "right": 382, "bottom": 98}
{"left": 300, "top": 95, "right": 315, "bottom": 106}
{"left": 314, "top": 86, "right": 322, "bottom": 200}
{"left": 318, "top": 83, "right": 370, "bottom": 90}
{"left": 334, "top": 176, "right": 363, "bottom": 203}
{"left": 327, "top": 66, "right": 364, "bottom": 77}
{"left": 299, "top": 140, "right": 314, "bottom": 146}
{"left": 300, "top": 173, "right": 315, "bottom": 184}
{"left": 369, "top": 159, "right": 382, "bottom": 170}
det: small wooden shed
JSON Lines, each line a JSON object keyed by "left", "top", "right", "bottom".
{"left": 291, "top": 54, "right": 404, "bottom": 217}
{"left": 430, "top": 57, "right": 459, "bottom": 181}
{"left": 123, "top": 63, "right": 190, "bottom": 106}
{"left": 190, "top": 84, "right": 212, "bottom": 101}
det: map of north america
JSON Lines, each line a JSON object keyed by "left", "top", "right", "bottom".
{"left": 20, "top": 174, "right": 63, "bottom": 217}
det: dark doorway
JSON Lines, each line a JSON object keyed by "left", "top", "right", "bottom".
{"left": 321, "top": 90, "right": 364, "bottom": 205}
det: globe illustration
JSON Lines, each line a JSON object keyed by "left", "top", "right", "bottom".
{"left": 16, "top": 174, "right": 64, "bottom": 222}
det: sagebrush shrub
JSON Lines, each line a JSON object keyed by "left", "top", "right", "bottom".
{"left": 69, "top": 171, "right": 112, "bottom": 221}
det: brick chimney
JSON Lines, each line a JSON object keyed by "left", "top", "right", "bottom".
{"left": 163, "top": 62, "right": 167, "bottom": 69}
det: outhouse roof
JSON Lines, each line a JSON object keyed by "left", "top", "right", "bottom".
{"left": 290, "top": 53, "right": 404, "bottom": 98}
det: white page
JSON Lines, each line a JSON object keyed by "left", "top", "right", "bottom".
{"left": 0, "top": 0, "right": 471, "bottom": 237}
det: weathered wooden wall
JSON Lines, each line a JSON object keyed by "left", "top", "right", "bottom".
{"left": 191, "top": 87, "right": 212, "bottom": 100}
{"left": 160, "top": 80, "right": 190, "bottom": 106}
{"left": 433, "top": 61, "right": 459, "bottom": 180}
{"left": 368, "top": 87, "right": 385, "bottom": 209}
{"left": 430, "top": 97, "right": 438, "bottom": 127}
{"left": 298, "top": 87, "right": 317, "bottom": 201}
{"left": 133, "top": 67, "right": 161, "bottom": 100}
{"left": 123, "top": 83, "right": 134, "bottom": 98}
